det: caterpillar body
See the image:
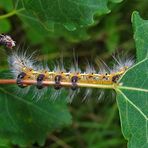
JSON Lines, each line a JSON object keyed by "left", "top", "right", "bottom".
{"left": 8, "top": 50, "right": 134, "bottom": 101}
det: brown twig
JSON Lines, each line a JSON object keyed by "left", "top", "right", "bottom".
{"left": 0, "top": 79, "right": 115, "bottom": 89}
{"left": 0, "top": 79, "right": 16, "bottom": 84}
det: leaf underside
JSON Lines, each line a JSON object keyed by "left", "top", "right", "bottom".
{"left": 116, "top": 11, "right": 148, "bottom": 148}
{"left": 132, "top": 11, "right": 148, "bottom": 62}
{"left": 117, "top": 51, "right": 148, "bottom": 147}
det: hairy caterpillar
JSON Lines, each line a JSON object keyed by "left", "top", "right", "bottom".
{"left": 0, "top": 34, "right": 15, "bottom": 49}
{"left": 7, "top": 49, "right": 134, "bottom": 101}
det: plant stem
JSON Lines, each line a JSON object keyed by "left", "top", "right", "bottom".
{"left": 0, "top": 8, "right": 25, "bottom": 20}
{"left": 0, "top": 79, "right": 116, "bottom": 89}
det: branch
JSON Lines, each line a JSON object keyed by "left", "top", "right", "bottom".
{"left": 0, "top": 8, "right": 25, "bottom": 20}
{"left": 0, "top": 79, "right": 115, "bottom": 89}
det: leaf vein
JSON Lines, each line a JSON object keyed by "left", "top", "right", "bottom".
{"left": 117, "top": 89, "right": 148, "bottom": 120}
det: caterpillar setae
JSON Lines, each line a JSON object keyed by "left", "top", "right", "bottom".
{"left": 7, "top": 49, "right": 134, "bottom": 101}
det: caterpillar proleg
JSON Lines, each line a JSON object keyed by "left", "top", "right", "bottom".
{"left": 8, "top": 50, "right": 134, "bottom": 101}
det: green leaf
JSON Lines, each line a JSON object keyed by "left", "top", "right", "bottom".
{"left": 132, "top": 11, "right": 148, "bottom": 62}
{"left": 15, "top": 0, "right": 123, "bottom": 44}
{"left": 0, "top": 85, "right": 72, "bottom": 147}
{"left": 116, "top": 11, "right": 148, "bottom": 148}
{"left": 20, "top": 0, "right": 112, "bottom": 31}
{"left": 109, "top": 0, "right": 123, "bottom": 3}
{"left": 116, "top": 57, "right": 148, "bottom": 148}
{"left": 25, "top": 22, "right": 90, "bottom": 45}
{"left": 0, "top": 0, "right": 13, "bottom": 11}
{"left": 0, "top": 138, "right": 11, "bottom": 147}
{"left": 0, "top": 19, "right": 11, "bottom": 33}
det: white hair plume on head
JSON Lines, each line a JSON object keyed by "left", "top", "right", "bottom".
{"left": 112, "top": 55, "right": 134, "bottom": 73}
{"left": 8, "top": 49, "right": 36, "bottom": 78}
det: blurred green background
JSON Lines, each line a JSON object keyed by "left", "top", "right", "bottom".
{"left": 0, "top": 0, "right": 148, "bottom": 147}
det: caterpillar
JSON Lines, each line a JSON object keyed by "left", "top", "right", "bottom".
{"left": 7, "top": 49, "right": 134, "bottom": 101}
{"left": 0, "top": 34, "right": 15, "bottom": 49}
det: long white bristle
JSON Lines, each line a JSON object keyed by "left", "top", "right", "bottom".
{"left": 7, "top": 50, "right": 135, "bottom": 102}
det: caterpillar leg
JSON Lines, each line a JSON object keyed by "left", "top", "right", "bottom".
{"left": 36, "top": 74, "right": 45, "bottom": 89}
{"left": 54, "top": 75, "right": 62, "bottom": 90}
{"left": 112, "top": 74, "right": 121, "bottom": 83}
{"left": 71, "top": 76, "right": 78, "bottom": 90}
{"left": 16, "top": 72, "right": 27, "bottom": 88}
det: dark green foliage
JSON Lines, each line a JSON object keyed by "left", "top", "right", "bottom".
{"left": 0, "top": 0, "right": 148, "bottom": 147}
{"left": 0, "top": 83, "right": 71, "bottom": 147}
